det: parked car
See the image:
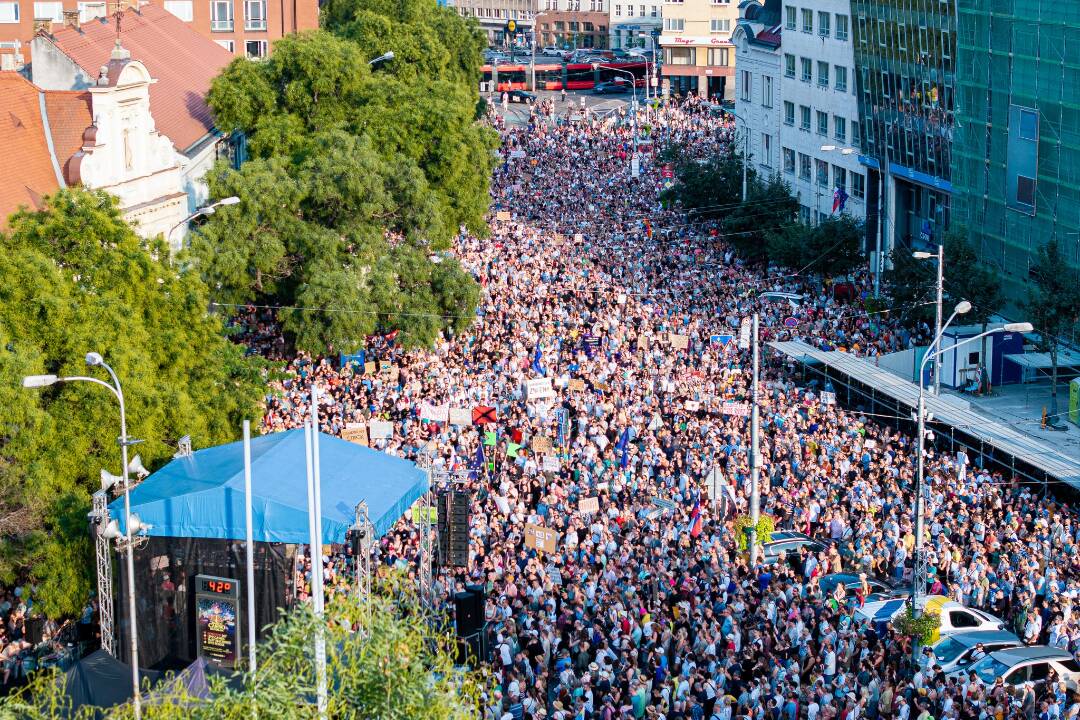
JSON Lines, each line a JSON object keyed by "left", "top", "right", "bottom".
{"left": 507, "top": 89, "right": 536, "bottom": 103}
{"left": 759, "top": 531, "right": 828, "bottom": 573}
{"left": 856, "top": 595, "right": 1005, "bottom": 643}
{"left": 950, "top": 646, "right": 1080, "bottom": 690}
{"left": 817, "top": 573, "right": 899, "bottom": 601}
{"left": 929, "top": 631, "right": 1023, "bottom": 674}
{"left": 593, "top": 79, "right": 632, "bottom": 94}
{"left": 541, "top": 46, "right": 565, "bottom": 57}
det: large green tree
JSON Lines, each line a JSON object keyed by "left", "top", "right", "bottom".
{"left": 942, "top": 227, "right": 1004, "bottom": 373}
{"left": 0, "top": 190, "right": 266, "bottom": 617}
{"left": 765, "top": 215, "right": 866, "bottom": 277}
{"left": 197, "top": 18, "right": 496, "bottom": 354}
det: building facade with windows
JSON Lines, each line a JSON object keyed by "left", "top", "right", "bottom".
{"left": 455, "top": 0, "right": 536, "bottom": 45}
{"left": 608, "top": 0, "right": 660, "bottom": 51}
{"left": 535, "top": 0, "right": 608, "bottom": 49}
{"left": 851, "top": 0, "right": 957, "bottom": 266}
{"left": 731, "top": 0, "right": 780, "bottom": 183}
{"left": 951, "top": 0, "right": 1080, "bottom": 304}
{"left": 0, "top": 0, "right": 316, "bottom": 67}
{"left": 776, "top": 0, "right": 863, "bottom": 225}
{"left": 658, "top": 0, "right": 736, "bottom": 99}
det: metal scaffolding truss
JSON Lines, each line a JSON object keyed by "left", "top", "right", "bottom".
{"left": 90, "top": 490, "right": 115, "bottom": 656}
{"left": 353, "top": 501, "right": 374, "bottom": 613}
{"left": 420, "top": 469, "right": 472, "bottom": 609}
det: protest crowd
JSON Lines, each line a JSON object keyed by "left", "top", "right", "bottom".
{"left": 252, "top": 95, "right": 1080, "bottom": 720}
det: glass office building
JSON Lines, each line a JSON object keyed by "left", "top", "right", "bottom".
{"left": 951, "top": 0, "right": 1080, "bottom": 305}
{"left": 851, "top": 0, "right": 957, "bottom": 256}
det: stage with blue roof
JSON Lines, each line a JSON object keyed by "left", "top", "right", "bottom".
{"left": 108, "top": 428, "right": 428, "bottom": 544}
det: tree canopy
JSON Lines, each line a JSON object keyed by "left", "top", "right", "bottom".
{"left": 0, "top": 189, "right": 266, "bottom": 617}
{"left": 1024, "top": 238, "right": 1080, "bottom": 416}
{"left": 196, "top": 8, "right": 497, "bottom": 354}
{"left": 765, "top": 215, "right": 866, "bottom": 278}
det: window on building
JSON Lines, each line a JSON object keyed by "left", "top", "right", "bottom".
{"left": 800, "top": 57, "right": 811, "bottom": 83}
{"left": 33, "top": 0, "right": 61, "bottom": 19}
{"left": 800, "top": 105, "right": 810, "bottom": 130}
{"left": 740, "top": 69, "right": 751, "bottom": 101}
{"left": 244, "top": 0, "right": 265, "bottom": 30}
{"left": 615, "top": 4, "right": 620, "bottom": 15}
{"left": 784, "top": 53, "right": 794, "bottom": 78}
{"left": 761, "top": 134, "right": 773, "bottom": 167}
{"left": 833, "top": 165, "right": 846, "bottom": 189}
{"left": 0, "top": 1, "right": 17, "bottom": 21}
{"left": 784, "top": 5, "right": 794, "bottom": 30}
{"left": 639, "top": 5, "right": 644, "bottom": 16}
{"left": 816, "top": 159, "right": 829, "bottom": 187}
{"left": 710, "top": 18, "right": 729, "bottom": 32}
{"left": 762, "top": 75, "right": 773, "bottom": 108}
{"left": 852, "top": 171, "right": 865, "bottom": 199}
{"left": 707, "top": 47, "right": 729, "bottom": 65}
{"left": 215, "top": 38, "right": 234, "bottom": 51}
{"left": 1016, "top": 175, "right": 1036, "bottom": 207}
{"left": 800, "top": 205, "right": 811, "bottom": 223}
{"left": 834, "top": 65, "right": 847, "bottom": 92}
{"left": 852, "top": 120, "right": 860, "bottom": 147}
{"left": 246, "top": 39, "right": 267, "bottom": 58}
{"left": 663, "top": 17, "right": 684, "bottom": 30}
{"left": 651, "top": 5, "right": 657, "bottom": 16}
{"left": 783, "top": 147, "right": 795, "bottom": 174}
{"left": 664, "top": 47, "right": 695, "bottom": 64}
{"left": 817, "top": 61, "right": 828, "bottom": 87}
{"left": 784, "top": 101, "right": 794, "bottom": 125}
{"left": 817, "top": 110, "right": 828, "bottom": 135}
{"left": 77, "top": 1, "right": 105, "bottom": 22}
{"left": 210, "top": 0, "right": 232, "bottom": 30}
{"left": 801, "top": 8, "right": 811, "bottom": 33}
{"left": 818, "top": 11, "right": 829, "bottom": 36}
{"left": 835, "top": 13, "right": 848, "bottom": 40}
{"left": 798, "top": 153, "right": 811, "bottom": 180}
{"left": 834, "top": 115, "right": 846, "bottom": 141}
{"left": 1019, "top": 108, "right": 1038, "bottom": 140}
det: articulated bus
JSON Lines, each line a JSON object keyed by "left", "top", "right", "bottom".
{"left": 481, "top": 61, "right": 651, "bottom": 92}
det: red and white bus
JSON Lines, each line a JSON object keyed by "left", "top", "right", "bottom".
{"left": 481, "top": 61, "right": 651, "bottom": 92}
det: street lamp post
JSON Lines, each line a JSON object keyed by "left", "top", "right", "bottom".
{"left": 368, "top": 50, "right": 395, "bottom": 66}
{"left": 594, "top": 63, "right": 639, "bottom": 175}
{"left": 166, "top": 196, "right": 240, "bottom": 253}
{"left": 910, "top": 308, "right": 1033, "bottom": 658}
{"left": 914, "top": 246, "right": 945, "bottom": 396}
{"left": 530, "top": 13, "right": 547, "bottom": 91}
{"left": 22, "top": 354, "right": 144, "bottom": 720}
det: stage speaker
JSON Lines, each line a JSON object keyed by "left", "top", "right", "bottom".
{"left": 438, "top": 491, "right": 471, "bottom": 568}
{"left": 454, "top": 589, "right": 484, "bottom": 637}
{"left": 26, "top": 617, "right": 45, "bottom": 645}
{"left": 455, "top": 632, "right": 486, "bottom": 667}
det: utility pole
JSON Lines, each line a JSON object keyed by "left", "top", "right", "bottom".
{"left": 748, "top": 313, "right": 761, "bottom": 564}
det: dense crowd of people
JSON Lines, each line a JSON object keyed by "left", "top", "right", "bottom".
{"left": 259, "top": 94, "right": 1080, "bottom": 720}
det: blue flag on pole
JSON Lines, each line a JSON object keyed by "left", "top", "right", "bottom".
{"left": 616, "top": 428, "right": 630, "bottom": 468}
{"left": 531, "top": 344, "right": 546, "bottom": 376}
{"left": 470, "top": 443, "right": 485, "bottom": 480}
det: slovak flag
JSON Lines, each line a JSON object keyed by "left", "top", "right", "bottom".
{"left": 832, "top": 186, "right": 849, "bottom": 214}
{"left": 689, "top": 501, "right": 703, "bottom": 538}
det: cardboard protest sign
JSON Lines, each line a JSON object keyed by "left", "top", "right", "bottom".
{"left": 578, "top": 497, "right": 600, "bottom": 514}
{"left": 364, "top": 361, "right": 377, "bottom": 375}
{"left": 542, "top": 455, "right": 560, "bottom": 472}
{"left": 568, "top": 379, "right": 586, "bottom": 392}
{"left": 496, "top": 211, "right": 511, "bottom": 221}
{"left": 509, "top": 150, "right": 526, "bottom": 159}
{"left": 448, "top": 407, "right": 472, "bottom": 426}
{"left": 525, "top": 524, "right": 559, "bottom": 553}
{"left": 532, "top": 436, "right": 553, "bottom": 454}
{"left": 683, "top": 400, "right": 701, "bottom": 412}
{"left": 669, "top": 334, "right": 689, "bottom": 350}
{"left": 368, "top": 419, "right": 394, "bottom": 440}
{"left": 342, "top": 422, "right": 368, "bottom": 447}
{"left": 722, "top": 402, "right": 751, "bottom": 417}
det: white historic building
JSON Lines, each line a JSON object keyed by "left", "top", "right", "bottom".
{"left": 732, "top": 0, "right": 782, "bottom": 177}
{"left": 775, "top": 0, "right": 864, "bottom": 223}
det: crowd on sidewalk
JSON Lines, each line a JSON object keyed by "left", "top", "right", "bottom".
{"left": 257, "top": 95, "right": 1080, "bottom": 720}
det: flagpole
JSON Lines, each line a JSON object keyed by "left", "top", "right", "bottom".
{"left": 242, "top": 421, "right": 257, "bottom": 677}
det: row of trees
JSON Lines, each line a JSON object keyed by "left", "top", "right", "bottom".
{"left": 659, "top": 141, "right": 1080, "bottom": 415}
{"left": 1, "top": 578, "right": 486, "bottom": 718}
{"left": 194, "top": 0, "right": 498, "bottom": 352}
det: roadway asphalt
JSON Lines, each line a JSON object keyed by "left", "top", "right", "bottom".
{"left": 492, "top": 88, "right": 651, "bottom": 127}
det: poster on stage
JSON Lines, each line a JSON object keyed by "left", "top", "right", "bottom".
{"left": 524, "top": 523, "right": 559, "bottom": 554}
{"left": 196, "top": 594, "right": 239, "bottom": 668}
{"left": 368, "top": 419, "right": 394, "bottom": 440}
{"left": 578, "top": 497, "right": 600, "bottom": 514}
{"left": 448, "top": 407, "right": 472, "bottom": 426}
{"left": 342, "top": 422, "right": 368, "bottom": 447}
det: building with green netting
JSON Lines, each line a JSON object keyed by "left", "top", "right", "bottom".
{"left": 952, "top": 0, "right": 1080, "bottom": 307}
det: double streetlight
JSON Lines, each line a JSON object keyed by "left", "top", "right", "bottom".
{"left": 23, "top": 353, "right": 146, "bottom": 719}
{"left": 913, "top": 246, "right": 945, "bottom": 396}
{"left": 166, "top": 196, "right": 240, "bottom": 253}
{"left": 909, "top": 305, "right": 1032, "bottom": 652}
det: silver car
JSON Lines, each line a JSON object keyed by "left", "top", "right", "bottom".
{"left": 929, "top": 630, "right": 1023, "bottom": 674}
{"left": 951, "top": 646, "right": 1080, "bottom": 690}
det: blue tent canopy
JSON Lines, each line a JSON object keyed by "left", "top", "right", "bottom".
{"left": 109, "top": 429, "right": 427, "bottom": 544}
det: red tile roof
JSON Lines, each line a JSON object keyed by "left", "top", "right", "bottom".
{"left": 0, "top": 73, "right": 61, "bottom": 226}
{"left": 46, "top": 4, "right": 233, "bottom": 152}
{"left": 43, "top": 90, "right": 93, "bottom": 183}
